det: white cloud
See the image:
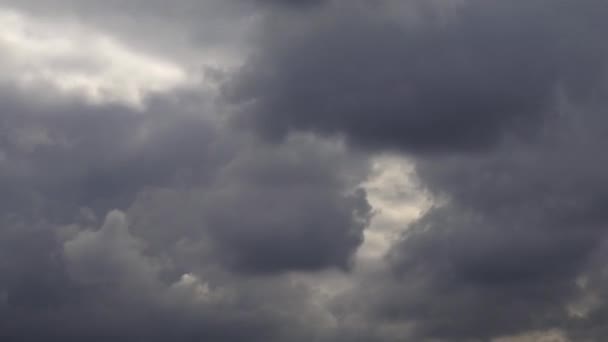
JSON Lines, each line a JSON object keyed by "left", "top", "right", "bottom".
{"left": 358, "top": 154, "right": 430, "bottom": 261}
{"left": 0, "top": 8, "right": 187, "bottom": 109}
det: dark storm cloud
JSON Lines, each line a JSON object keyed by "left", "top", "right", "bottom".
{"left": 0, "top": 210, "right": 353, "bottom": 342}
{"left": 198, "top": 138, "right": 371, "bottom": 273}
{"left": 0, "top": 81, "right": 372, "bottom": 264}
{"left": 0, "top": 1, "right": 375, "bottom": 341}
{"left": 228, "top": 0, "right": 608, "bottom": 153}
{"left": 344, "top": 97, "right": 608, "bottom": 341}
{"left": 123, "top": 135, "right": 371, "bottom": 274}
{"left": 0, "top": 90, "right": 228, "bottom": 222}
{"left": 4, "top": 0, "right": 608, "bottom": 341}
{"left": 0, "top": 75, "right": 371, "bottom": 342}
{"left": 225, "top": 0, "right": 608, "bottom": 339}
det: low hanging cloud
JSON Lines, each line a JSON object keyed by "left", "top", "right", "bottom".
{"left": 228, "top": 0, "right": 607, "bottom": 153}
{"left": 385, "top": 105, "right": 608, "bottom": 341}
{"left": 3, "top": 0, "right": 608, "bottom": 341}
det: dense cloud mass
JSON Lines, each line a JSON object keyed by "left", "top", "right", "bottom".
{"left": 229, "top": 0, "right": 607, "bottom": 153}
{"left": 3, "top": 0, "right": 608, "bottom": 341}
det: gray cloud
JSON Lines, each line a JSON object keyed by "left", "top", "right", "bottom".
{"left": 227, "top": 0, "right": 608, "bottom": 153}
{"left": 0, "top": 90, "right": 227, "bottom": 222}
{"left": 0, "top": 63, "right": 372, "bottom": 342}
{"left": 340, "top": 101, "right": 608, "bottom": 341}
{"left": 3, "top": 0, "right": 608, "bottom": 341}
{"left": 201, "top": 138, "right": 371, "bottom": 272}
{"left": 225, "top": 0, "right": 608, "bottom": 339}
{"left": 124, "top": 135, "right": 371, "bottom": 274}
{"left": 0, "top": 208, "right": 357, "bottom": 342}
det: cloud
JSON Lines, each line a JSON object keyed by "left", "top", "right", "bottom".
{"left": 0, "top": 39, "right": 374, "bottom": 340}
{"left": 3, "top": 0, "right": 608, "bottom": 341}
{"left": 0, "top": 207, "right": 359, "bottom": 342}
{"left": 227, "top": 0, "right": 608, "bottom": 153}
{"left": 338, "top": 99, "right": 608, "bottom": 340}
{"left": 0, "top": 8, "right": 187, "bottom": 109}
{"left": 0, "top": 92, "right": 226, "bottom": 222}
{"left": 63, "top": 210, "right": 161, "bottom": 292}
{"left": 127, "top": 135, "right": 372, "bottom": 274}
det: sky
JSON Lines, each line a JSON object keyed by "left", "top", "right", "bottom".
{"left": 0, "top": 0, "right": 607, "bottom": 341}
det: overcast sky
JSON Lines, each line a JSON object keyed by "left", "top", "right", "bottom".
{"left": 1, "top": 1, "right": 607, "bottom": 341}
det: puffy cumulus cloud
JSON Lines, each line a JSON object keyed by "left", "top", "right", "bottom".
{"left": 63, "top": 210, "right": 161, "bottom": 293}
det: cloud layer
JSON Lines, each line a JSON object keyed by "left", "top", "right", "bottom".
{"left": 2, "top": 1, "right": 608, "bottom": 341}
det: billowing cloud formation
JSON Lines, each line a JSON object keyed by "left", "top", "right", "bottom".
{"left": 376, "top": 104, "right": 608, "bottom": 341}
{"left": 124, "top": 135, "right": 371, "bottom": 274}
{"left": 3, "top": 0, "right": 608, "bottom": 341}
{"left": 229, "top": 0, "right": 607, "bottom": 153}
{"left": 201, "top": 140, "right": 371, "bottom": 272}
